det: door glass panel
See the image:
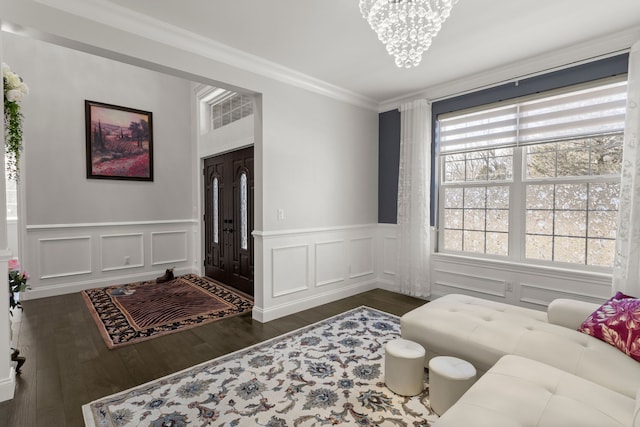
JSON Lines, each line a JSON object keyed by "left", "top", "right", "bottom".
{"left": 240, "top": 172, "right": 248, "bottom": 250}
{"left": 213, "top": 177, "right": 219, "bottom": 244}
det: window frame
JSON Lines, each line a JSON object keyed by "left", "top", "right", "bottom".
{"left": 437, "top": 140, "right": 622, "bottom": 272}
{"left": 430, "top": 53, "right": 629, "bottom": 224}
{"left": 437, "top": 149, "right": 517, "bottom": 262}
{"left": 434, "top": 75, "right": 627, "bottom": 273}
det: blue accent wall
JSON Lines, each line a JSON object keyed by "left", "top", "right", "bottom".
{"left": 378, "top": 109, "right": 401, "bottom": 223}
{"left": 378, "top": 53, "right": 630, "bottom": 225}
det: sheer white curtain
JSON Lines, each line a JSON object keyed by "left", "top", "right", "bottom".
{"left": 613, "top": 40, "right": 640, "bottom": 297}
{"left": 397, "top": 99, "right": 431, "bottom": 297}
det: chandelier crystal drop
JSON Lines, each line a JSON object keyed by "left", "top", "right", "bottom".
{"left": 360, "top": 0, "right": 456, "bottom": 68}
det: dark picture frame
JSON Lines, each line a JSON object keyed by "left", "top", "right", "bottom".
{"left": 85, "top": 100, "right": 154, "bottom": 181}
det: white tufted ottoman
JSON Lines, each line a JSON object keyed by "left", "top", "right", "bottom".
{"left": 428, "top": 356, "right": 476, "bottom": 415}
{"left": 384, "top": 338, "right": 426, "bottom": 396}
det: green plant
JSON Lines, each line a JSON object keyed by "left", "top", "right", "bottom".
{"left": 3, "top": 63, "right": 29, "bottom": 182}
{"left": 8, "top": 269, "right": 29, "bottom": 312}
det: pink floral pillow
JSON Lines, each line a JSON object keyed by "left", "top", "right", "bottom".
{"left": 578, "top": 291, "right": 640, "bottom": 362}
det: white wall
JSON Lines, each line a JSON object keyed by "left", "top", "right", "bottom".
{"left": 261, "top": 82, "right": 378, "bottom": 231}
{"left": 6, "top": 33, "right": 193, "bottom": 225}
{"left": 0, "top": 1, "right": 381, "bottom": 321}
{"left": 2, "top": 33, "right": 197, "bottom": 296}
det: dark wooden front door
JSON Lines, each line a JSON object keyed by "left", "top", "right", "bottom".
{"left": 204, "top": 146, "right": 254, "bottom": 296}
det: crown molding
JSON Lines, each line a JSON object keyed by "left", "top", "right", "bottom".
{"left": 34, "top": 0, "right": 379, "bottom": 111}
{"left": 378, "top": 26, "right": 640, "bottom": 112}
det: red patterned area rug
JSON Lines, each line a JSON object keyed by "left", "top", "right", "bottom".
{"left": 81, "top": 274, "right": 253, "bottom": 349}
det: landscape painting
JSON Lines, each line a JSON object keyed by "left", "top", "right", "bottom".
{"left": 85, "top": 100, "right": 154, "bottom": 181}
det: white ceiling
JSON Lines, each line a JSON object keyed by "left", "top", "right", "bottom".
{"left": 102, "top": 0, "right": 640, "bottom": 105}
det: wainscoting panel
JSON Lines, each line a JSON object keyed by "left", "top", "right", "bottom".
{"left": 272, "top": 244, "right": 309, "bottom": 297}
{"left": 519, "top": 283, "right": 607, "bottom": 308}
{"left": 315, "top": 240, "right": 346, "bottom": 287}
{"left": 433, "top": 269, "right": 507, "bottom": 298}
{"left": 23, "top": 220, "right": 197, "bottom": 299}
{"left": 349, "top": 237, "right": 374, "bottom": 279}
{"left": 39, "top": 236, "right": 92, "bottom": 279}
{"left": 151, "top": 231, "right": 188, "bottom": 266}
{"left": 431, "top": 256, "right": 613, "bottom": 309}
{"left": 376, "top": 223, "right": 612, "bottom": 309}
{"left": 382, "top": 236, "right": 397, "bottom": 276}
{"left": 100, "top": 233, "right": 144, "bottom": 272}
{"left": 253, "top": 225, "right": 379, "bottom": 322}
{"left": 375, "top": 225, "right": 398, "bottom": 292}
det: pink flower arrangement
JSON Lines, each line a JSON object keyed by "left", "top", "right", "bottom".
{"left": 8, "top": 258, "right": 20, "bottom": 271}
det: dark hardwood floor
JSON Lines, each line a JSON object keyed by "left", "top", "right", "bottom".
{"left": 0, "top": 288, "right": 426, "bottom": 427}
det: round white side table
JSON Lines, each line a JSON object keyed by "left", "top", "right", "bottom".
{"left": 384, "top": 338, "right": 426, "bottom": 396}
{"left": 428, "top": 356, "right": 477, "bottom": 415}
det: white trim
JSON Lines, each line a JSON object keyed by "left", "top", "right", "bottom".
{"left": 23, "top": 267, "right": 196, "bottom": 300}
{"left": 314, "top": 240, "right": 347, "bottom": 287}
{"left": 99, "top": 233, "right": 145, "bottom": 272}
{"left": 34, "top": 0, "right": 378, "bottom": 111}
{"left": 519, "top": 282, "right": 606, "bottom": 307}
{"left": 26, "top": 219, "right": 197, "bottom": 231}
{"left": 434, "top": 280, "right": 507, "bottom": 298}
{"left": 38, "top": 236, "right": 92, "bottom": 279}
{"left": 253, "top": 224, "right": 376, "bottom": 239}
{"left": 40, "top": 270, "right": 92, "bottom": 280}
{"left": 432, "top": 253, "right": 612, "bottom": 286}
{"left": 100, "top": 264, "right": 143, "bottom": 273}
{"left": 0, "top": 368, "right": 16, "bottom": 402}
{"left": 378, "top": 223, "right": 398, "bottom": 230}
{"left": 348, "top": 236, "right": 375, "bottom": 278}
{"left": 271, "top": 244, "right": 309, "bottom": 298}
{"left": 376, "top": 279, "right": 398, "bottom": 292}
{"left": 150, "top": 231, "right": 189, "bottom": 266}
{"left": 382, "top": 236, "right": 397, "bottom": 276}
{"left": 349, "top": 271, "right": 375, "bottom": 280}
{"left": 315, "top": 277, "right": 345, "bottom": 288}
{"left": 434, "top": 268, "right": 508, "bottom": 289}
{"left": 252, "top": 279, "right": 378, "bottom": 323}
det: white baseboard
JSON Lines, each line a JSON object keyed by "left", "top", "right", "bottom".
{"left": 22, "top": 266, "right": 197, "bottom": 299}
{"left": 0, "top": 368, "right": 16, "bottom": 402}
{"left": 376, "top": 279, "right": 399, "bottom": 293}
{"left": 252, "top": 279, "right": 379, "bottom": 323}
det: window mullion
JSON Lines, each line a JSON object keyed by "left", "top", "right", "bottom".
{"left": 510, "top": 146, "right": 524, "bottom": 262}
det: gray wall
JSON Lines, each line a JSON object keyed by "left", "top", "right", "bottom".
{"left": 4, "top": 33, "right": 194, "bottom": 226}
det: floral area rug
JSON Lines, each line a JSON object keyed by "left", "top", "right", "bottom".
{"left": 81, "top": 274, "right": 253, "bottom": 349}
{"left": 82, "top": 306, "right": 437, "bottom": 426}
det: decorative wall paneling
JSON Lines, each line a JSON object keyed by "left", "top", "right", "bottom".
{"left": 38, "top": 236, "right": 93, "bottom": 279}
{"left": 376, "top": 224, "right": 399, "bottom": 291}
{"left": 21, "top": 221, "right": 612, "bottom": 315}
{"left": 151, "top": 231, "right": 189, "bottom": 266}
{"left": 252, "top": 225, "right": 378, "bottom": 322}
{"left": 22, "top": 220, "right": 197, "bottom": 299}
{"left": 376, "top": 224, "right": 611, "bottom": 309}
{"left": 100, "top": 234, "right": 144, "bottom": 272}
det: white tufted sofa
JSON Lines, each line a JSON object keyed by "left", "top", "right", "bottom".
{"left": 401, "top": 294, "right": 640, "bottom": 426}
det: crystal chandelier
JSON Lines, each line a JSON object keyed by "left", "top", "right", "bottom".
{"left": 359, "top": 0, "right": 457, "bottom": 68}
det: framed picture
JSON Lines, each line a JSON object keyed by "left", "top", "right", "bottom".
{"left": 85, "top": 100, "right": 154, "bottom": 181}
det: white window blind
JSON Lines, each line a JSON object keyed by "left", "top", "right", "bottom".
{"left": 438, "top": 78, "right": 628, "bottom": 154}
